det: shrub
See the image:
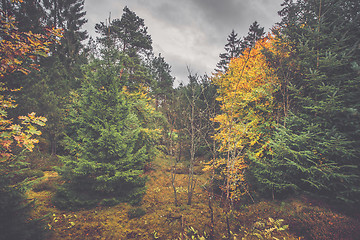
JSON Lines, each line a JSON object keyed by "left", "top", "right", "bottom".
{"left": 128, "top": 207, "right": 146, "bottom": 219}
{"left": 32, "top": 180, "right": 58, "bottom": 192}
{"left": 52, "top": 185, "right": 98, "bottom": 210}
{"left": 12, "top": 168, "right": 44, "bottom": 183}
{"left": 100, "top": 198, "right": 120, "bottom": 206}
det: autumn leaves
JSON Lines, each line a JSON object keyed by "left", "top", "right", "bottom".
{"left": 211, "top": 35, "right": 287, "bottom": 201}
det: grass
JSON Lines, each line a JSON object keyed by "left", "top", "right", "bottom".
{"left": 26, "top": 153, "right": 360, "bottom": 239}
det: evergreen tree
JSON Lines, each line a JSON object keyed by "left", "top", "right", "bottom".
{"left": 43, "top": 0, "right": 88, "bottom": 69}
{"left": 216, "top": 22, "right": 265, "bottom": 74}
{"left": 252, "top": 0, "right": 360, "bottom": 204}
{"left": 95, "top": 7, "right": 153, "bottom": 89}
{"left": 216, "top": 30, "right": 241, "bottom": 73}
{"left": 95, "top": 6, "right": 152, "bottom": 57}
{"left": 149, "top": 53, "right": 174, "bottom": 108}
{"left": 9, "top": 0, "right": 88, "bottom": 154}
{"left": 14, "top": 0, "right": 47, "bottom": 33}
{"left": 54, "top": 49, "right": 161, "bottom": 210}
{"left": 240, "top": 21, "right": 265, "bottom": 51}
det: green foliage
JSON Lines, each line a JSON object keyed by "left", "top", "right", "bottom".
{"left": 0, "top": 181, "right": 48, "bottom": 240}
{"left": 12, "top": 168, "right": 45, "bottom": 183}
{"left": 95, "top": 6, "right": 152, "bottom": 56}
{"left": 54, "top": 49, "right": 160, "bottom": 210}
{"left": 149, "top": 53, "right": 174, "bottom": 108}
{"left": 0, "top": 155, "right": 49, "bottom": 239}
{"left": 240, "top": 217, "right": 289, "bottom": 240}
{"left": 128, "top": 207, "right": 146, "bottom": 219}
{"left": 251, "top": 0, "right": 360, "bottom": 205}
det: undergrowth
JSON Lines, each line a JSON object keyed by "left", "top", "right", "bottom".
{"left": 25, "top": 153, "right": 360, "bottom": 239}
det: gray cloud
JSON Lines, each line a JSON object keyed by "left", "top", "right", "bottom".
{"left": 83, "top": 0, "right": 284, "bottom": 85}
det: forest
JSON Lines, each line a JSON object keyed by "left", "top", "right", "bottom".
{"left": 0, "top": 0, "right": 360, "bottom": 239}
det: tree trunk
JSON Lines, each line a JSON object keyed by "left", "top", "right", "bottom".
{"left": 171, "top": 160, "right": 178, "bottom": 207}
{"left": 187, "top": 95, "right": 196, "bottom": 205}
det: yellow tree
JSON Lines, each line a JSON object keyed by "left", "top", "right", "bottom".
{"left": 211, "top": 35, "right": 284, "bottom": 204}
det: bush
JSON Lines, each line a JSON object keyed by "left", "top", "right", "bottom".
{"left": 26, "top": 151, "right": 62, "bottom": 171}
{"left": 128, "top": 207, "right": 146, "bottom": 219}
{"left": 52, "top": 185, "right": 98, "bottom": 210}
{"left": 0, "top": 182, "right": 48, "bottom": 240}
{"left": 32, "top": 179, "right": 58, "bottom": 192}
{"left": 12, "top": 168, "right": 44, "bottom": 183}
{"left": 100, "top": 198, "right": 120, "bottom": 206}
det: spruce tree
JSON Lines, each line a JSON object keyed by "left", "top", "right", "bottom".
{"left": 216, "top": 30, "right": 241, "bottom": 73}
{"left": 240, "top": 21, "right": 265, "bottom": 51}
{"left": 149, "top": 53, "right": 174, "bottom": 108}
{"left": 54, "top": 49, "right": 160, "bottom": 210}
{"left": 252, "top": 0, "right": 360, "bottom": 204}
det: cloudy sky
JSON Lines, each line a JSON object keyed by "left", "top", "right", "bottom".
{"left": 83, "top": 0, "right": 284, "bottom": 85}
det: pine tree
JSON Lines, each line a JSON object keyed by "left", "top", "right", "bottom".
{"left": 95, "top": 7, "right": 153, "bottom": 89}
{"left": 95, "top": 6, "right": 152, "bottom": 57}
{"left": 54, "top": 49, "right": 161, "bottom": 210}
{"left": 216, "top": 30, "right": 241, "bottom": 73}
{"left": 252, "top": 0, "right": 360, "bottom": 204}
{"left": 149, "top": 53, "right": 174, "bottom": 108}
{"left": 240, "top": 21, "right": 265, "bottom": 51}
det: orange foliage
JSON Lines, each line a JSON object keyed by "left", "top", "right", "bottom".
{"left": 0, "top": 11, "right": 63, "bottom": 77}
{"left": 0, "top": 9, "right": 62, "bottom": 160}
{"left": 211, "top": 35, "right": 284, "bottom": 200}
{"left": 0, "top": 85, "right": 47, "bottom": 161}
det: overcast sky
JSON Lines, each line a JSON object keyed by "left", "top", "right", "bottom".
{"left": 83, "top": 0, "right": 284, "bottom": 86}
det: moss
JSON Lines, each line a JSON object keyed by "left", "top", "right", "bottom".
{"left": 26, "top": 154, "right": 360, "bottom": 240}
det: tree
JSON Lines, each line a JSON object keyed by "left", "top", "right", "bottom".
{"left": 43, "top": 0, "right": 88, "bottom": 68}
{"left": 240, "top": 21, "right": 265, "bottom": 52}
{"left": 216, "top": 22, "right": 265, "bottom": 74}
{"left": 213, "top": 36, "right": 279, "bottom": 202}
{"left": 54, "top": 49, "right": 161, "bottom": 210}
{"left": 212, "top": 35, "right": 281, "bottom": 238}
{"left": 95, "top": 7, "right": 153, "bottom": 89}
{"left": 14, "top": 0, "right": 47, "bottom": 33}
{"left": 253, "top": 0, "right": 360, "bottom": 204}
{"left": 0, "top": 4, "right": 60, "bottom": 239}
{"left": 170, "top": 72, "right": 214, "bottom": 206}
{"left": 216, "top": 30, "right": 241, "bottom": 73}
{"left": 0, "top": 12, "right": 62, "bottom": 77}
{"left": 95, "top": 6, "right": 152, "bottom": 57}
{"left": 149, "top": 53, "right": 174, "bottom": 108}
{"left": 8, "top": 0, "right": 88, "bottom": 155}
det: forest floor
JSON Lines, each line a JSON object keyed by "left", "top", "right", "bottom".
{"left": 27, "top": 153, "right": 360, "bottom": 240}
